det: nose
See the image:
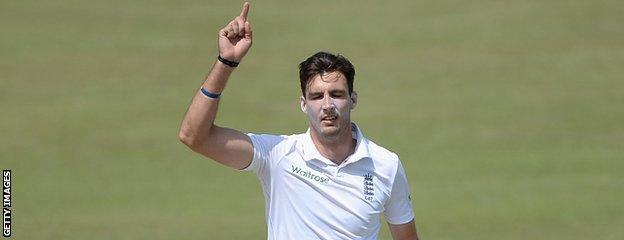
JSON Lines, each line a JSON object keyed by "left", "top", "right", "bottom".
{"left": 321, "top": 94, "right": 336, "bottom": 111}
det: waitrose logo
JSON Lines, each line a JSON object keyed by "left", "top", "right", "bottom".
{"left": 291, "top": 165, "right": 329, "bottom": 184}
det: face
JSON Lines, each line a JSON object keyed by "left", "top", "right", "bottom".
{"left": 300, "top": 71, "right": 357, "bottom": 139}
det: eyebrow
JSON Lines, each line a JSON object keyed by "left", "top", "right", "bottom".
{"left": 329, "top": 90, "right": 346, "bottom": 95}
{"left": 306, "top": 89, "right": 347, "bottom": 97}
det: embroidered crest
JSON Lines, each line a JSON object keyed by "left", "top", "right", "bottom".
{"left": 363, "top": 172, "right": 375, "bottom": 201}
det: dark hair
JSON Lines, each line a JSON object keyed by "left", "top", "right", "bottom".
{"left": 298, "top": 52, "right": 355, "bottom": 97}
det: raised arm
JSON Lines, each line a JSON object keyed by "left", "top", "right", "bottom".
{"left": 178, "top": 2, "right": 254, "bottom": 170}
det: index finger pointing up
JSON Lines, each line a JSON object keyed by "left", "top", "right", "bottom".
{"left": 239, "top": 2, "right": 250, "bottom": 21}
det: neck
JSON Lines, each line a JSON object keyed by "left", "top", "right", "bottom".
{"left": 309, "top": 124, "right": 356, "bottom": 165}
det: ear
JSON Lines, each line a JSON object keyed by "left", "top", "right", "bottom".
{"left": 350, "top": 91, "right": 358, "bottom": 110}
{"left": 300, "top": 95, "right": 307, "bottom": 113}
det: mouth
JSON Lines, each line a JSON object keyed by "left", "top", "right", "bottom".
{"left": 321, "top": 115, "right": 338, "bottom": 124}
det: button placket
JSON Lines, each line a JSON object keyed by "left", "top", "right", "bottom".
{"left": 336, "top": 167, "right": 345, "bottom": 177}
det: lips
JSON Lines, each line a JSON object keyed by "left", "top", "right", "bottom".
{"left": 321, "top": 115, "right": 338, "bottom": 126}
{"left": 322, "top": 115, "right": 337, "bottom": 121}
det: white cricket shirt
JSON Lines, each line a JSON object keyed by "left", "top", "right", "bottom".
{"left": 244, "top": 124, "right": 415, "bottom": 240}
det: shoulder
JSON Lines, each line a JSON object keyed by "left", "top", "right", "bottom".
{"left": 247, "top": 132, "right": 301, "bottom": 156}
{"left": 242, "top": 132, "right": 301, "bottom": 172}
{"left": 365, "top": 137, "right": 401, "bottom": 166}
{"left": 247, "top": 132, "right": 298, "bottom": 147}
{"left": 362, "top": 137, "right": 404, "bottom": 179}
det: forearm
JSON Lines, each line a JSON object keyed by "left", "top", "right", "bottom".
{"left": 179, "top": 60, "right": 235, "bottom": 147}
{"left": 202, "top": 60, "right": 235, "bottom": 94}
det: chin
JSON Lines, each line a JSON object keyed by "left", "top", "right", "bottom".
{"left": 319, "top": 125, "right": 341, "bottom": 137}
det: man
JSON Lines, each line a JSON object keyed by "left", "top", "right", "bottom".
{"left": 179, "top": 2, "right": 420, "bottom": 240}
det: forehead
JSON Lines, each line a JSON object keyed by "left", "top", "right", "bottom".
{"left": 306, "top": 72, "right": 348, "bottom": 93}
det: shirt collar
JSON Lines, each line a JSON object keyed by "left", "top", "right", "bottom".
{"left": 299, "top": 123, "right": 371, "bottom": 166}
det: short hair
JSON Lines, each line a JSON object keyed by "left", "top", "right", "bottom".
{"left": 298, "top": 52, "right": 355, "bottom": 97}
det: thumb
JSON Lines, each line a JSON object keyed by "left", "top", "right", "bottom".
{"left": 244, "top": 21, "right": 252, "bottom": 40}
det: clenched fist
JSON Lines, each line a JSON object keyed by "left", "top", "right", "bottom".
{"left": 218, "top": 2, "right": 252, "bottom": 62}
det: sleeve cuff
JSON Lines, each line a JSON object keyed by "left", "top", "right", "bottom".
{"left": 386, "top": 213, "right": 415, "bottom": 225}
{"left": 239, "top": 133, "right": 259, "bottom": 172}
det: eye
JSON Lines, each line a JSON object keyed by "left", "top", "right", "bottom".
{"left": 308, "top": 93, "right": 323, "bottom": 100}
{"left": 331, "top": 91, "right": 346, "bottom": 98}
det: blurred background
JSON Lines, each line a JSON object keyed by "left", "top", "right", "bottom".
{"left": 1, "top": 0, "right": 623, "bottom": 239}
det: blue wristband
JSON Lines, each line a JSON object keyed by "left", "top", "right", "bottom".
{"left": 200, "top": 87, "right": 221, "bottom": 99}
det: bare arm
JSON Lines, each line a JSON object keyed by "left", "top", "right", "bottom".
{"left": 178, "top": 2, "right": 255, "bottom": 170}
{"left": 389, "top": 219, "right": 420, "bottom": 240}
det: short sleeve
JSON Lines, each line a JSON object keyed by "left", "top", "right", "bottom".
{"left": 241, "top": 133, "right": 287, "bottom": 176}
{"left": 384, "top": 160, "right": 416, "bottom": 225}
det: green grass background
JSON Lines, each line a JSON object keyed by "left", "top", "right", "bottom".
{"left": 1, "top": 0, "right": 623, "bottom": 239}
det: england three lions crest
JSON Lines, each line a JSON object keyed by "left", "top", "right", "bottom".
{"left": 363, "top": 172, "right": 375, "bottom": 201}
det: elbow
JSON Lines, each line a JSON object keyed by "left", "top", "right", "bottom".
{"left": 179, "top": 124, "right": 218, "bottom": 155}
{"left": 179, "top": 130, "right": 218, "bottom": 159}
{"left": 179, "top": 129, "right": 202, "bottom": 150}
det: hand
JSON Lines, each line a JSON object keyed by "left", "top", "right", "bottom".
{"left": 218, "top": 2, "right": 252, "bottom": 62}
